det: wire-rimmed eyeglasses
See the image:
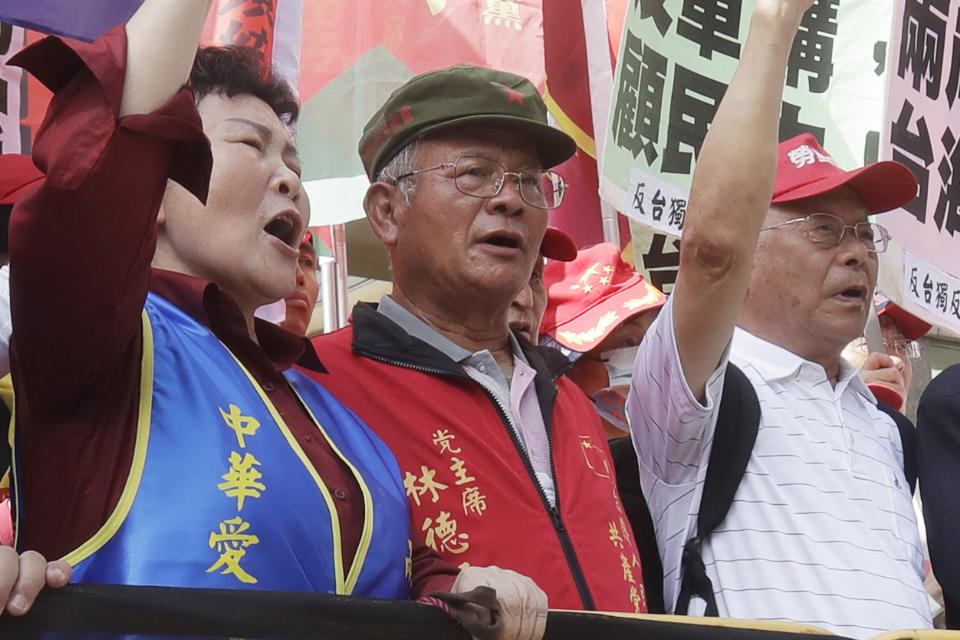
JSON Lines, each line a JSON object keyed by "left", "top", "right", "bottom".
{"left": 759, "top": 212, "right": 890, "bottom": 253}
{"left": 883, "top": 338, "right": 922, "bottom": 359}
{"left": 393, "top": 155, "right": 568, "bottom": 210}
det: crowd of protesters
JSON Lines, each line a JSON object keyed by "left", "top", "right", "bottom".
{"left": 0, "top": 0, "right": 957, "bottom": 639}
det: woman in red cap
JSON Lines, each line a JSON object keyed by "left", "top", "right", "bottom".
{"left": 540, "top": 242, "right": 666, "bottom": 438}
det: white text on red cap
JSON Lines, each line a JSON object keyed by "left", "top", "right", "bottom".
{"left": 788, "top": 144, "right": 839, "bottom": 169}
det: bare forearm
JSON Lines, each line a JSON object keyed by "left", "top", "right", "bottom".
{"left": 687, "top": 6, "right": 806, "bottom": 247}
{"left": 120, "top": 0, "right": 215, "bottom": 117}
{"left": 674, "top": 1, "right": 812, "bottom": 399}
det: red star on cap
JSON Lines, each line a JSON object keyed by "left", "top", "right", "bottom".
{"left": 503, "top": 86, "right": 525, "bottom": 105}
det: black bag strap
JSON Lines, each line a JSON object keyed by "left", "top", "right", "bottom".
{"left": 676, "top": 362, "right": 760, "bottom": 616}
{"left": 608, "top": 436, "right": 667, "bottom": 614}
{"left": 875, "top": 401, "right": 917, "bottom": 494}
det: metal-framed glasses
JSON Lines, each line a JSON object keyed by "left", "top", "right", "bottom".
{"left": 759, "top": 212, "right": 890, "bottom": 253}
{"left": 394, "top": 155, "right": 568, "bottom": 210}
{"left": 883, "top": 338, "right": 922, "bottom": 359}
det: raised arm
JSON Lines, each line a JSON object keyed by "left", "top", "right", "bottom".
{"left": 673, "top": 0, "right": 812, "bottom": 400}
{"left": 9, "top": 0, "right": 212, "bottom": 418}
{"left": 121, "top": 0, "right": 214, "bottom": 116}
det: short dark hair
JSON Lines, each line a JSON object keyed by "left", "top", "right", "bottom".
{"left": 190, "top": 46, "right": 299, "bottom": 125}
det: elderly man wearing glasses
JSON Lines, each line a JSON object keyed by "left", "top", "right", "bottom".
{"left": 309, "top": 65, "right": 650, "bottom": 617}
{"left": 625, "top": 0, "right": 932, "bottom": 636}
{"left": 844, "top": 296, "right": 932, "bottom": 412}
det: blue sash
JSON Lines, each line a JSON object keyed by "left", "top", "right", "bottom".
{"left": 61, "top": 294, "right": 410, "bottom": 598}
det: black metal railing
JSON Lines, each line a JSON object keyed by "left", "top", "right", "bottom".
{"left": 0, "top": 584, "right": 857, "bottom": 640}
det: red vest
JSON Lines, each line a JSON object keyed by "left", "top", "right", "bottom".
{"left": 307, "top": 306, "right": 647, "bottom": 613}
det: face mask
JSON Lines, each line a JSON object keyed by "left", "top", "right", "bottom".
{"left": 588, "top": 345, "right": 639, "bottom": 433}
{"left": 598, "top": 345, "right": 639, "bottom": 389}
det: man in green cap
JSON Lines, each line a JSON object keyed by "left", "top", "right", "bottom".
{"left": 307, "top": 65, "right": 649, "bottom": 614}
{"left": 0, "top": 1, "right": 555, "bottom": 637}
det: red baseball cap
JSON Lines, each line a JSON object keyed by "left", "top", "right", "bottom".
{"left": 772, "top": 133, "right": 918, "bottom": 213}
{"left": 541, "top": 242, "right": 666, "bottom": 352}
{"left": 0, "top": 155, "right": 43, "bottom": 205}
{"left": 300, "top": 230, "right": 316, "bottom": 251}
{"left": 540, "top": 226, "right": 577, "bottom": 262}
{"left": 875, "top": 297, "right": 932, "bottom": 341}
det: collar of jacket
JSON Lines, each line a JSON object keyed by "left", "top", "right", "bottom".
{"left": 349, "top": 301, "right": 573, "bottom": 383}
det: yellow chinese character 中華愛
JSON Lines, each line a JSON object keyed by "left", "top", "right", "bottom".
{"left": 403, "top": 465, "right": 449, "bottom": 506}
{"left": 207, "top": 516, "right": 260, "bottom": 584}
{"left": 218, "top": 451, "right": 266, "bottom": 510}
{"left": 218, "top": 404, "right": 261, "bottom": 449}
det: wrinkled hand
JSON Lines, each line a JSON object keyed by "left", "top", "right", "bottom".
{"left": 0, "top": 548, "right": 71, "bottom": 616}
{"left": 860, "top": 352, "right": 907, "bottom": 400}
{"left": 452, "top": 566, "right": 547, "bottom": 640}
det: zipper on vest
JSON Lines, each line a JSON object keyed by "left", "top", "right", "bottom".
{"left": 477, "top": 386, "right": 597, "bottom": 611}
{"left": 360, "top": 352, "right": 458, "bottom": 379}
{"left": 540, "top": 391, "right": 597, "bottom": 611}
{"left": 361, "top": 351, "right": 597, "bottom": 609}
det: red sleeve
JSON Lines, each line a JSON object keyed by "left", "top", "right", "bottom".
{"left": 410, "top": 534, "right": 459, "bottom": 599}
{"left": 7, "top": 27, "right": 211, "bottom": 420}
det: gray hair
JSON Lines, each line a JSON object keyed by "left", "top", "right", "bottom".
{"left": 376, "top": 138, "right": 421, "bottom": 203}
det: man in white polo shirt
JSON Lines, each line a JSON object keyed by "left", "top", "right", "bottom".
{"left": 626, "top": 0, "right": 932, "bottom": 636}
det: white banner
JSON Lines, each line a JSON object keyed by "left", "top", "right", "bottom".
{"left": 903, "top": 251, "right": 960, "bottom": 335}
{"left": 602, "top": 0, "right": 894, "bottom": 236}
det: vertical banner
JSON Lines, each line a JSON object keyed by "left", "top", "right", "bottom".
{"left": 202, "top": 0, "right": 279, "bottom": 66}
{"left": 543, "top": 0, "right": 622, "bottom": 249}
{"left": 600, "top": 0, "right": 894, "bottom": 291}
{"left": 0, "top": 22, "right": 25, "bottom": 154}
{"left": 882, "top": 0, "right": 960, "bottom": 335}
{"left": 201, "top": 0, "right": 304, "bottom": 101}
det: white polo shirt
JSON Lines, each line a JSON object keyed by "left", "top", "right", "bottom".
{"left": 627, "top": 297, "right": 932, "bottom": 638}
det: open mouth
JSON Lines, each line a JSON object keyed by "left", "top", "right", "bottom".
{"left": 837, "top": 285, "right": 867, "bottom": 301}
{"left": 479, "top": 232, "right": 523, "bottom": 250}
{"left": 263, "top": 211, "right": 301, "bottom": 248}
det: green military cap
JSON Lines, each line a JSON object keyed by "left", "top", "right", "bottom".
{"left": 359, "top": 64, "right": 577, "bottom": 179}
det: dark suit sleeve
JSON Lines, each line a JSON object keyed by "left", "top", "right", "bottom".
{"left": 917, "top": 364, "right": 960, "bottom": 629}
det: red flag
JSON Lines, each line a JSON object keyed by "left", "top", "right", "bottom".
{"left": 542, "top": 0, "right": 631, "bottom": 251}
{"left": 201, "top": 0, "right": 278, "bottom": 66}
